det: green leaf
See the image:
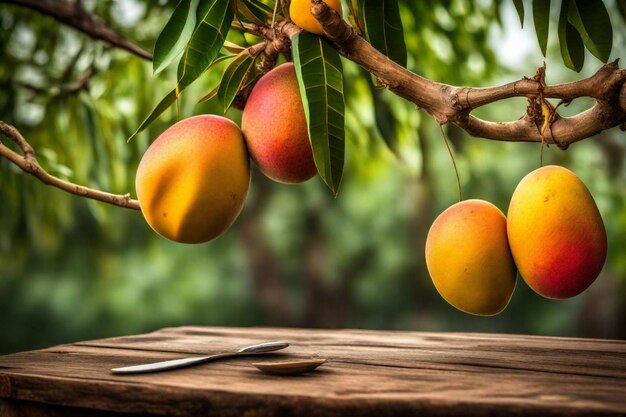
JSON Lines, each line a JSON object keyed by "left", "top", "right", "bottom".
{"left": 153, "top": 0, "right": 200, "bottom": 75}
{"left": 513, "top": 0, "right": 524, "bottom": 27}
{"left": 217, "top": 50, "right": 257, "bottom": 112}
{"left": 568, "top": 0, "right": 613, "bottom": 62}
{"left": 177, "top": 0, "right": 234, "bottom": 92}
{"left": 223, "top": 41, "right": 246, "bottom": 54}
{"left": 532, "top": 0, "right": 551, "bottom": 56}
{"left": 247, "top": 0, "right": 273, "bottom": 15}
{"left": 237, "top": 0, "right": 272, "bottom": 24}
{"left": 360, "top": 0, "right": 407, "bottom": 67}
{"left": 128, "top": 89, "right": 178, "bottom": 141}
{"left": 558, "top": 0, "right": 584, "bottom": 71}
{"left": 292, "top": 32, "right": 345, "bottom": 196}
{"left": 198, "top": 85, "right": 220, "bottom": 103}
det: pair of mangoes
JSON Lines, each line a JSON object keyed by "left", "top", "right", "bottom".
{"left": 425, "top": 166, "right": 607, "bottom": 315}
{"left": 135, "top": 63, "right": 315, "bottom": 244}
{"left": 134, "top": 0, "right": 345, "bottom": 243}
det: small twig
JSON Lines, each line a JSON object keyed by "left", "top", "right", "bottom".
{"left": 4, "top": 0, "right": 152, "bottom": 60}
{"left": 0, "top": 120, "right": 140, "bottom": 210}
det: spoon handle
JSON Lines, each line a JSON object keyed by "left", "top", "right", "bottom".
{"left": 111, "top": 352, "right": 233, "bottom": 375}
{"left": 111, "top": 341, "right": 289, "bottom": 375}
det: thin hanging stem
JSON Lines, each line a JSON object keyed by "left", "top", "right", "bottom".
{"left": 437, "top": 123, "right": 462, "bottom": 202}
{"left": 539, "top": 132, "right": 546, "bottom": 168}
{"left": 271, "top": 0, "right": 280, "bottom": 28}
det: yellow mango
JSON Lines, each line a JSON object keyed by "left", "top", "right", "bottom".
{"left": 135, "top": 115, "right": 250, "bottom": 244}
{"left": 426, "top": 199, "right": 517, "bottom": 316}
{"left": 289, "top": 0, "right": 343, "bottom": 35}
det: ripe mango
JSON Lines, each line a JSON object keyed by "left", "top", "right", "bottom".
{"left": 242, "top": 63, "right": 317, "bottom": 184}
{"left": 425, "top": 200, "right": 517, "bottom": 316}
{"left": 289, "top": 0, "right": 343, "bottom": 35}
{"left": 135, "top": 115, "right": 250, "bottom": 244}
{"left": 507, "top": 165, "right": 607, "bottom": 299}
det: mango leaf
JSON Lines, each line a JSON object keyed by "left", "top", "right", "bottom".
{"left": 153, "top": 0, "right": 200, "bottom": 75}
{"left": 177, "top": 0, "right": 234, "bottom": 92}
{"left": 568, "top": 0, "right": 613, "bottom": 62}
{"left": 128, "top": 89, "right": 178, "bottom": 141}
{"left": 132, "top": 53, "right": 234, "bottom": 139}
{"left": 513, "top": 0, "right": 524, "bottom": 27}
{"left": 532, "top": 0, "right": 551, "bottom": 56}
{"left": 237, "top": 0, "right": 272, "bottom": 23}
{"left": 292, "top": 32, "right": 345, "bottom": 196}
{"left": 247, "top": 0, "right": 273, "bottom": 15}
{"left": 223, "top": 41, "right": 246, "bottom": 54}
{"left": 217, "top": 50, "right": 257, "bottom": 112}
{"left": 360, "top": 0, "right": 407, "bottom": 67}
{"left": 558, "top": 0, "right": 584, "bottom": 71}
{"left": 198, "top": 85, "right": 220, "bottom": 103}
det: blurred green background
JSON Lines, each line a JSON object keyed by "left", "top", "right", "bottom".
{"left": 1, "top": 0, "right": 625, "bottom": 355}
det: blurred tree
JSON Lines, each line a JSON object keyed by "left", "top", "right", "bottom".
{"left": 0, "top": 0, "right": 625, "bottom": 355}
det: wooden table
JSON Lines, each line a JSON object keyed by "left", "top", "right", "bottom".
{"left": 0, "top": 326, "right": 625, "bottom": 416}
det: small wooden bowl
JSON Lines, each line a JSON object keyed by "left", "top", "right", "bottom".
{"left": 252, "top": 358, "right": 327, "bottom": 375}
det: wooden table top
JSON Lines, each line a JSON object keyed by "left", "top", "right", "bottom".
{"left": 0, "top": 326, "right": 625, "bottom": 416}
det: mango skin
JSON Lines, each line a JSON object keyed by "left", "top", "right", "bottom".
{"left": 425, "top": 199, "right": 517, "bottom": 316}
{"left": 242, "top": 63, "right": 316, "bottom": 184}
{"left": 289, "top": 0, "right": 343, "bottom": 35}
{"left": 135, "top": 115, "right": 250, "bottom": 244}
{"left": 507, "top": 165, "right": 607, "bottom": 299}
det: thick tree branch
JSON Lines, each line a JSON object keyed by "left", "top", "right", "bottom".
{"left": 2, "top": 0, "right": 152, "bottom": 60}
{"left": 276, "top": 0, "right": 626, "bottom": 146}
{"left": 0, "top": 121, "right": 140, "bottom": 210}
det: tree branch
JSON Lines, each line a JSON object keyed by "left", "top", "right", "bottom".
{"left": 2, "top": 0, "right": 152, "bottom": 60}
{"left": 277, "top": 0, "right": 626, "bottom": 146}
{"left": 19, "top": 67, "right": 97, "bottom": 98}
{"left": 0, "top": 120, "right": 140, "bottom": 210}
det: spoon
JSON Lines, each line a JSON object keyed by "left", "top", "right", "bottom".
{"left": 252, "top": 358, "right": 327, "bottom": 375}
{"left": 111, "top": 341, "right": 289, "bottom": 375}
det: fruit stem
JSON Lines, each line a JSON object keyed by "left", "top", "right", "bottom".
{"left": 437, "top": 122, "right": 462, "bottom": 202}
{"left": 271, "top": 0, "right": 279, "bottom": 27}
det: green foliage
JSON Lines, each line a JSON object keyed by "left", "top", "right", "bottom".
{"left": 359, "top": 0, "right": 408, "bottom": 67}
{"left": 292, "top": 32, "right": 345, "bottom": 195}
{"left": 217, "top": 50, "right": 257, "bottom": 112}
{"left": 558, "top": 0, "right": 584, "bottom": 72}
{"left": 518, "top": 0, "right": 614, "bottom": 70}
{"left": 567, "top": 0, "right": 613, "bottom": 62}
{"left": 152, "top": 0, "right": 200, "bottom": 75}
{"left": 532, "top": 0, "right": 551, "bottom": 56}
{"left": 177, "top": 0, "right": 234, "bottom": 90}
{"left": 130, "top": 0, "right": 234, "bottom": 139}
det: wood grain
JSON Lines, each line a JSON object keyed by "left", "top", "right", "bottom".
{"left": 0, "top": 327, "right": 625, "bottom": 416}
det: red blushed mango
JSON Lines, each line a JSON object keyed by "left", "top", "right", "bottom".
{"left": 507, "top": 165, "right": 607, "bottom": 299}
{"left": 425, "top": 200, "right": 517, "bottom": 316}
{"left": 135, "top": 115, "right": 250, "bottom": 244}
{"left": 241, "top": 63, "right": 317, "bottom": 184}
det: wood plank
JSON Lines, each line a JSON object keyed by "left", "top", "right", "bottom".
{"left": 0, "top": 327, "right": 624, "bottom": 417}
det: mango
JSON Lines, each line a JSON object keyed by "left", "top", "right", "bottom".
{"left": 425, "top": 199, "right": 517, "bottom": 316}
{"left": 507, "top": 165, "right": 607, "bottom": 299}
{"left": 135, "top": 115, "right": 250, "bottom": 244}
{"left": 242, "top": 63, "right": 317, "bottom": 184}
{"left": 289, "top": 0, "right": 343, "bottom": 35}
